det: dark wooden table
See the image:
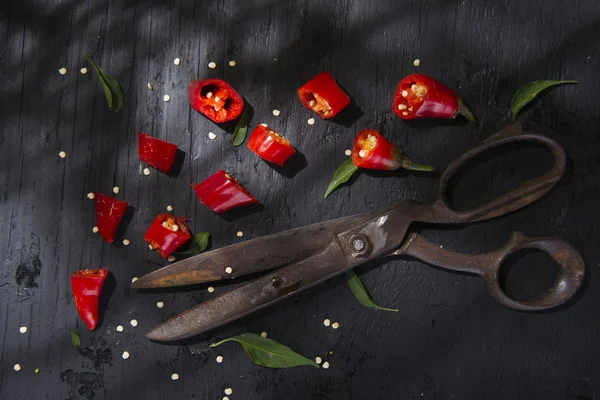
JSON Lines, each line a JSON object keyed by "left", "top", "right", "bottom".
{"left": 1, "top": 1, "right": 599, "bottom": 399}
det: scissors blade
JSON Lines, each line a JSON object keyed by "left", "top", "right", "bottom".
{"left": 132, "top": 214, "right": 369, "bottom": 289}
{"left": 146, "top": 240, "right": 351, "bottom": 341}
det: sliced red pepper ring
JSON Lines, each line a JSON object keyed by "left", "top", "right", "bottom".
{"left": 94, "top": 193, "right": 128, "bottom": 243}
{"left": 352, "top": 129, "right": 434, "bottom": 172}
{"left": 298, "top": 72, "right": 350, "bottom": 119}
{"left": 71, "top": 268, "right": 109, "bottom": 331}
{"left": 247, "top": 123, "right": 296, "bottom": 167}
{"left": 137, "top": 133, "right": 178, "bottom": 173}
{"left": 189, "top": 78, "right": 244, "bottom": 123}
{"left": 144, "top": 214, "right": 191, "bottom": 258}
{"left": 392, "top": 74, "right": 475, "bottom": 122}
{"left": 192, "top": 170, "right": 259, "bottom": 213}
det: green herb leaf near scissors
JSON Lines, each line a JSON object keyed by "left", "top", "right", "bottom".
{"left": 210, "top": 333, "right": 319, "bottom": 368}
{"left": 346, "top": 269, "right": 398, "bottom": 312}
{"left": 325, "top": 159, "right": 359, "bottom": 198}
{"left": 175, "top": 232, "right": 210, "bottom": 256}
{"left": 232, "top": 106, "right": 250, "bottom": 147}
{"left": 511, "top": 80, "right": 577, "bottom": 120}
{"left": 83, "top": 52, "right": 124, "bottom": 112}
{"left": 71, "top": 329, "right": 81, "bottom": 349}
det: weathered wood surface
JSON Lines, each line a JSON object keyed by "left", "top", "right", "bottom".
{"left": 1, "top": 0, "right": 599, "bottom": 398}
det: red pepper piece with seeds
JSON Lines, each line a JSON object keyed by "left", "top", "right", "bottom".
{"left": 72, "top": 268, "right": 109, "bottom": 331}
{"left": 298, "top": 72, "right": 350, "bottom": 119}
{"left": 137, "top": 133, "right": 178, "bottom": 173}
{"left": 352, "top": 129, "right": 434, "bottom": 172}
{"left": 94, "top": 193, "right": 128, "bottom": 243}
{"left": 144, "top": 214, "right": 191, "bottom": 258}
{"left": 189, "top": 78, "right": 244, "bottom": 123}
{"left": 192, "top": 170, "right": 259, "bottom": 213}
{"left": 247, "top": 124, "right": 296, "bottom": 167}
{"left": 392, "top": 74, "right": 475, "bottom": 121}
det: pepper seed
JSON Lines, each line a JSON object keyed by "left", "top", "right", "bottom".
{"left": 87, "top": 192, "right": 95, "bottom": 200}
{"left": 208, "top": 61, "right": 216, "bottom": 69}
{"left": 260, "top": 332, "right": 268, "bottom": 338}
{"left": 307, "top": 118, "right": 315, "bottom": 126}
{"left": 58, "top": 67, "right": 67, "bottom": 75}
{"left": 167, "top": 255, "right": 176, "bottom": 262}
{"left": 208, "top": 286, "right": 215, "bottom": 293}
{"left": 122, "top": 239, "right": 130, "bottom": 246}
{"left": 236, "top": 231, "right": 244, "bottom": 238}
{"left": 122, "top": 351, "right": 130, "bottom": 360}
{"left": 174, "top": 58, "right": 181, "bottom": 65}
{"left": 80, "top": 67, "right": 88, "bottom": 74}
{"left": 143, "top": 168, "right": 151, "bottom": 176}
{"left": 171, "top": 373, "right": 179, "bottom": 381}
{"left": 208, "top": 132, "right": 217, "bottom": 140}
{"left": 14, "top": 364, "right": 21, "bottom": 371}
{"left": 323, "top": 319, "right": 331, "bottom": 327}
{"left": 315, "top": 356, "right": 322, "bottom": 364}
{"left": 116, "top": 325, "right": 124, "bottom": 332}
{"left": 59, "top": 151, "right": 67, "bottom": 158}
{"left": 163, "top": 94, "right": 171, "bottom": 102}
{"left": 224, "top": 388, "right": 233, "bottom": 395}
{"left": 345, "top": 149, "right": 352, "bottom": 156}
{"left": 413, "top": 58, "right": 421, "bottom": 67}
{"left": 228, "top": 60, "right": 236, "bottom": 67}
{"left": 167, "top": 205, "right": 173, "bottom": 211}
{"left": 225, "top": 267, "right": 233, "bottom": 274}
{"left": 322, "top": 361, "right": 330, "bottom": 369}
{"left": 92, "top": 226, "right": 99, "bottom": 233}
{"left": 130, "top": 319, "right": 138, "bottom": 327}
{"left": 19, "top": 326, "right": 28, "bottom": 334}
{"left": 113, "top": 186, "right": 120, "bottom": 194}
{"left": 272, "top": 109, "right": 281, "bottom": 116}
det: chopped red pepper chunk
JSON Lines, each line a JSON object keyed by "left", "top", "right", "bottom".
{"left": 298, "top": 72, "right": 350, "bottom": 119}
{"left": 192, "top": 170, "right": 259, "bottom": 213}
{"left": 94, "top": 193, "right": 128, "bottom": 243}
{"left": 144, "top": 214, "right": 191, "bottom": 258}
{"left": 247, "top": 124, "right": 296, "bottom": 167}
{"left": 392, "top": 74, "right": 475, "bottom": 121}
{"left": 352, "top": 129, "right": 434, "bottom": 172}
{"left": 137, "top": 133, "right": 178, "bottom": 173}
{"left": 189, "top": 78, "right": 244, "bottom": 123}
{"left": 72, "top": 268, "right": 109, "bottom": 331}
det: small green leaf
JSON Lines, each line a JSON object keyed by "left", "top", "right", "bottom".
{"left": 346, "top": 269, "right": 398, "bottom": 312}
{"left": 83, "top": 52, "right": 124, "bottom": 112}
{"left": 511, "top": 80, "right": 577, "bottom": 120}
{"left": 324, "top": 159, "right": 359, "bottom": 198}
{"left": 175, "top": 232, "right": 210, "bottom": 256}
{"left": 34, "top": 367, "right": 40, "bottom": 374}
{"left": 232, "top": 106, "right": 250, "bottom": 147}
{"left": 71, "top": 329, "right": 81, "bottom": 349}
{"left": 210, "top": 333, "right": 318, "bottom": 368}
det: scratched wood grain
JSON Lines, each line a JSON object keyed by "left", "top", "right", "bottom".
{"left": 1, "top": 0, "right": 599, "bottom": 399}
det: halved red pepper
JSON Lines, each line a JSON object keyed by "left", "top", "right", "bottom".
{"left": 192, "top": 170, "right": 259, "bottom": 213}
{"left": 298, "top": 72, "right": 350, "bottom": 119}
{"left": 247, "top": 123, "right": 296, "bottom": 166}
{"left": 352, "top": 129, "right": 434, "bottom": 171}
{"left": 94, "top": 193, "right": 128, "bottom": 243}
{"left": 137, "top": 133, "right": 178, "bottom": 173}
{"left": 144, "top": 214, "right": 191, "bottom": 258}
{"left": 392, "top": 74, "right": 475, "bottom": 121}
{"left": 189, "top": 78, "right": 244, "bottom": 123}
{"left": 72, "top": 268, "right": 109, "bottom": 331}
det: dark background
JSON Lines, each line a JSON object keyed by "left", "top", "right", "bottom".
{"left": 1, "top": 0, "right": 599, "bottom": 399}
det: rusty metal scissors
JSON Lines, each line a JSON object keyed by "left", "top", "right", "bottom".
{"left": 133, "top": 123, "right": 585, "bottom": 341}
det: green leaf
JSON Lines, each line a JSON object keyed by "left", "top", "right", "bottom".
{"left": 324, "top": 159, "right": 359, "bottom": 198}
{"left": 210, "top": 333, "right": 318, "bottom": 368}
{"left": 346, "top": 269, "right": 398, "bottom": 312}
{"left": 511, "top": 80, "right": 577, "bottom": 120}
{"left": 232, "top": 106, "right": 250, "bottom": 147}
{"left": 71, "top": 329, "right": 81, "bottom": 349}
{"left": 84, "top": 52, "right": 124, "bottom": 112}
{"left": 175, "top": 232, "right": 210, "bottom": 256}
{"left": 34, "top": 367, "right": 40, "bottom": 374}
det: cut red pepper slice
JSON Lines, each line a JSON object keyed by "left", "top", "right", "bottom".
{"left": 71, "top": 268, "right": 109, "bottom": 331}
{"left": 247, "top": 124, "right": 296, "bottom": 167}
{"left": 352, "top": 129, "right": 435, "bottom": 172}
{"left": 189, "top": 78, "right": 244, "bottom": 123}
{"left": 192, "top": 170, "right": 259, "bottom": 213}
{"left": 144, "top": 214, "right": 191, "bottom": 258}
{"left": 298, "top": 72, "right": 350, "bottom": 119}
{"left": 392, "top": 74, "right": 475, "bottom": 121}
{"left": 137, "top": 133, "right": 178, "bottom": 173}
{"left": 352, "top": 129, "right": 403, "bottom": 170}
{"left": 94, "top": 193, "right": 128, "bottom": 243}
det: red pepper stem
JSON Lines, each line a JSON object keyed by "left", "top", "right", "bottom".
{"left": 458, "top": 97, "right": 476, "bottom": 122}
{"left": 401, "top": 156, "right": 435, "bottom": 172}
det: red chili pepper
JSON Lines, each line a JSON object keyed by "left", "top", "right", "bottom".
{"left": 189, "top": 78, "right": 244, "bottom": 123}
{"left": 352, "top": 129, "right": 434, "bottom": 172}
{"left": 298, "top": 72, "right": 350, "bottom": 119}
{"left": 94, "top": 193, "right": 128, "bottom": 243}
{"left": 247, "top": 124, "right": 296, "bottom": 167}
{"left": 192, "top": 170, "right": 259, "bottom": 213}
{"left": 392, "top": 74, "right": 475, "bottom": 122}
{"left": 137, "top": 133, "right": 178, "bottom": 173}
{"left": 144, "top": 214, "right": 191, "bottom": 258}
{"left": 71, "top": 268, "right": 109, "bottom": 331}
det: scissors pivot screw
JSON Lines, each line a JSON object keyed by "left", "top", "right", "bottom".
{"left": 350, "top": 234, "right": 371, "bottom": 257}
